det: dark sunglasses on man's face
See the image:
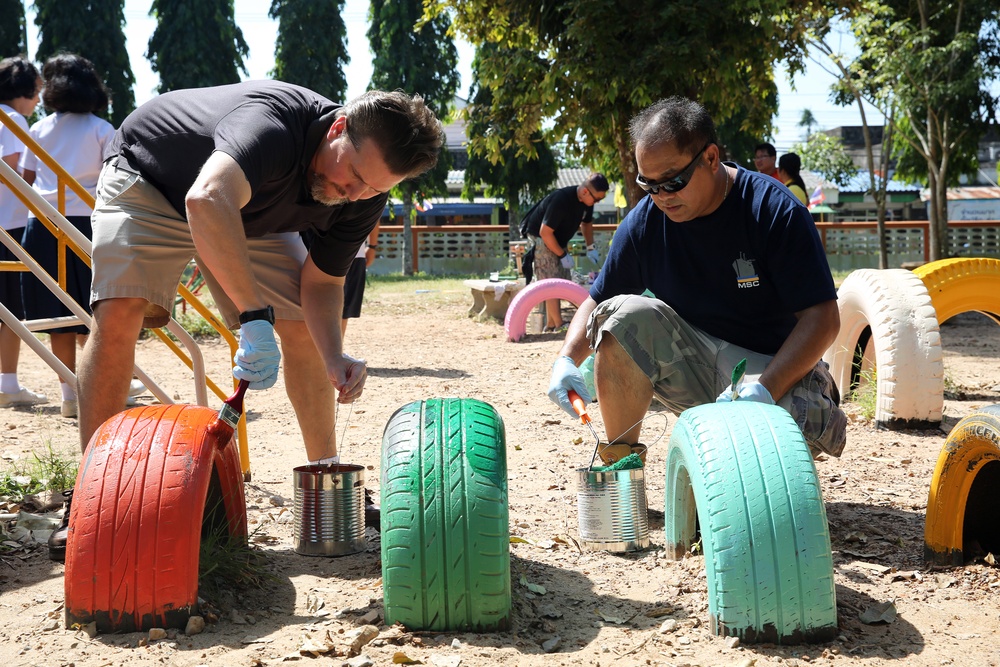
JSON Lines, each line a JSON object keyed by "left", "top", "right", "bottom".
{"left": 635, "top": 142, "right": 712, "bottom": 195}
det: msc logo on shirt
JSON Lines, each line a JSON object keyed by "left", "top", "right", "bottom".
{"left": 732, "top": 253, "right": 760, "bottom": 288}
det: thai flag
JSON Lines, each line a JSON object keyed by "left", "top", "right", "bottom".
{"left": 808, "top": 186, "right": 825, "bottom": 210}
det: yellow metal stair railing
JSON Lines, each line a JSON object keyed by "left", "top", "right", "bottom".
{"left": 0, "top": 112, "right": 251, "bottom": 477}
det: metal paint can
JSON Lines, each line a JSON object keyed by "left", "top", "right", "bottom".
{"left": 576, "top": 467, "right": 649, "bottom": 552}
{"left": 293, "top": 464, "right": 366, "bottom": 556}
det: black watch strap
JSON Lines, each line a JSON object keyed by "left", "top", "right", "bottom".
{"left": 238, "top": 305, "right": 275, "bottom": 325}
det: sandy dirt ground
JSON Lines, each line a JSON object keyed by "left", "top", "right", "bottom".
{"left": 1, "top": 285, "right": 999, "bottom": 667}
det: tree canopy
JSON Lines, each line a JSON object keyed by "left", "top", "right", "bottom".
{"left": 0, "top": 0, "right": 27, "bottom": 58}
{"left": 463, "top": 42, "right": 558, "bottom": 242}
{"left": 369, "top": 0, "right": 459, "bottom": 274}
{"left": 32, "top": 0, "right": 134, "bottom": 125}
{"left": 426, "top": 0, "right": 824, "bottom": 207}
{"left": 147, "top": 0, "right": 248, "bottom": 94}
{"left": 269, "top": 0, "right": 349, "bottom": 103}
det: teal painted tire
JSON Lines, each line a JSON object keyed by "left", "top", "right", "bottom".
{"left": 664, "top": 402, "right": 837, "bottom": 644}
{"left": 380, "top": 398, "right": 510, "bottom": 631}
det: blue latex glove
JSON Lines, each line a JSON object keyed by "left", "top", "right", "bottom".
{"left": 716, "top": 381, "right": 774, "bottom": 405}
{"left": 586, "top": 247, "right": 600, "bottom": 264}
{"left": 547, "top": 355, "right": 592, "bottom": 418}
{"left": 559, "top": 253, "right": 575, "bottom": 269}
{"left": 233, "top": 320, "right": 281, "bottom": 390}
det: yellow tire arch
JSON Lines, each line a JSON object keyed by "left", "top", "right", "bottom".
{"left": 913, "top": 257, "right": 1000, "bottom": 326}
{"left": 924, "top": 405, "right": 1000, "bottom": 566}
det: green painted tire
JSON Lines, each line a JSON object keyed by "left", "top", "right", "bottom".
{"left": 664, "top": 402, "right": 838, "bottom": 644}
{"left": 380, "top": 398, "right": 510, "bottom": 631}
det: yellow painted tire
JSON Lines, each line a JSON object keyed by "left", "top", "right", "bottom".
{"left": 924, "top": 405, "right": 1000, "bottom": 566}
{"left": 912, "top": 257, "right": 1000, "bottom": 325}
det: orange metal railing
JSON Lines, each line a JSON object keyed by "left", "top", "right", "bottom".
{"left": 0, "top": 111, "right": 251, "bottom": 476}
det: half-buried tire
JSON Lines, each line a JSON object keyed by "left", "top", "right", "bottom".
{"left": 924, "top": 405, "right": 1000, "bottom": 566}
{"left": 381, "top": 398, "right": 510, "bottom": 631}
{"left": 504, "top": 278, "right": 590, "bottom": 342}
{"left": 664, "top": 402, "right": 838, "bottom": 644}
{"left": 65, "top": 404, "right": 248, "bottom": 633}
{"left": 824, "top": 268, "right": 943, "bottom": 429}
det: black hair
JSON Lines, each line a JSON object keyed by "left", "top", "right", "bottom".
{"left": 754, "top": 142, "right": 776, "bottom": 157}
{"left": 629, "top": 97, "right": 717, "bottom": 158}
{"left": 0, "top": 56, "right": 40, "bottom": 103}
{"left": 586, "top": 172, "right": 609, "bottom": 193}
{"left": 778, "top": 152, "right": 806, "bottom": 192}
{"left": 40, "top": 53, "right": 110, "bottom": 114}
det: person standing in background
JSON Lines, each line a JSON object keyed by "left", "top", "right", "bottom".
{"left": 753, "top": 142, "right": 779, "bottom": 180}
{"left": 0, "top": 56, "right": 47, "bottom": 409}
{"left": 340, "top": 220, "right": 380, "bottom": 339}
{"left": 777, "top": 153, "right": 808, "bottom": 206}
{"left": 20, "top": 53, "right": 115, "bottom": 420}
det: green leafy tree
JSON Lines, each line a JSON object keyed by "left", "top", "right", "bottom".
{"left": 147, "top": 0, "right": 248, "bottom": 94}
{"left": 269, "top": 0, "right": 349, "bottom": 103}
{"left": 368, "top": 0, "right": 459, "bottom": 275}
{"left": 809, "top": 16, "right": 898, "bottom": 268}
{"left": 0, "top": 0, "right": 27, "bottom": 57}
{"left": 426, "top": 0, "right": 827, "bottom": 208}
{"left": 846, "top": 0, "right": 1000, "bottom": 261}
{"left": 33, "top": 0, "right": 134, "bottom": 125}
{"left": 462, "top": 43, "right": 557, "bottom": 245}
{"left": 794, "top": 132, "right": 858, "bottom": 187}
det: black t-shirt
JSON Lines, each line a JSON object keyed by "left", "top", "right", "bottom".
{"left": 523, "top": 185, "right": 593, "bottom": 247}
{"left": 105, "top": 80, "right": 387, "bottom": 277}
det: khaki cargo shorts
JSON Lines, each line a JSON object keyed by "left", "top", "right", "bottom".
{"left": 587, "top": 294, "right": 847, "bottom": 457}
{"left": 90, "top": 160, "right": 308, "bottom": 329}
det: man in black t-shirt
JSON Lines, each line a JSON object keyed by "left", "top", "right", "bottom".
{"left": 76, "top": 82, "right": 443, "bottom": 463}
{"left": 523, "top": 172, "right": 608, "bottom": 330}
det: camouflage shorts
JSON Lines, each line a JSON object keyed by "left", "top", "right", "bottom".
{"left": 527, "top": 234, "right": 570, "bottom": 282}
{"left": 587, "top": 294, "right": 847, "bottom": 457}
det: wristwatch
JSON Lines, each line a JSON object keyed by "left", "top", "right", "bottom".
{"left": 238, "top": 305, "right": 275, "bottom": 325}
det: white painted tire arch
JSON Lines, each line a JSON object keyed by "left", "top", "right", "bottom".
{"left": 824, "top": 269, "right": 943, "bottom": 429}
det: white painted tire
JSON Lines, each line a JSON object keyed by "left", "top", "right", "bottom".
{"left": 824, "top": 269, "right": 943, "bottom": 428}
{"left": 504, "top": 278, "right": 590, "bottom": 342}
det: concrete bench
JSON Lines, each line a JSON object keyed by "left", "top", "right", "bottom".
{"left": 464, "top": 279, "right": 525, "bottom": 321}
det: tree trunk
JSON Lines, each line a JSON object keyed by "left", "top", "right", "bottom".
{"left": 926, "top": 167, "right": 942, "bottom": 262}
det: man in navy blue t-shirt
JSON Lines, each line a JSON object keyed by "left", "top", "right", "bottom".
{"left": 546, "top": 97, "right": 846, "bottom": 460}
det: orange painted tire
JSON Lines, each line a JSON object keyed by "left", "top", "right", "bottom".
{"left": 64, "top": 404, "right": 247, "bottom": 633}
{"left": 912, "top": 257, "right": 1000, "bottom": 325}
{"left": 924, "top": 405, "right": 1000, "bottom": 566}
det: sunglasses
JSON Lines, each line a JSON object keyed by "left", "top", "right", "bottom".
{"left": 635, "top": 143, "right": 711, "bottom": 195}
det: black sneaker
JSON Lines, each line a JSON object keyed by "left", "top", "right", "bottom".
{"left": 48, "top": 489, "right": 73, "bottom": 562}
{"left": 364, "top": 488, "right": 380, "bottom": 532}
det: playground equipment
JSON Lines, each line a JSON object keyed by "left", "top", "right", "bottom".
{"left": 380, "top": 398, "right": 511, "bottom": 631}
{"left": 664, "top": 402, "right": 839, "bottom": 643}
{"left": 824, "top": 268, "right": 943, "bottom": 429}
{"left": 504, "top": 278, "right": 590, "bottom": 342}
{"left": 924, "top": 405, "right": 1000, "bottom": 566}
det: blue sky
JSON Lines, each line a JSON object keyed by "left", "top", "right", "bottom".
{"left": 25, "top": 0, "right": 878, "bottom": 155}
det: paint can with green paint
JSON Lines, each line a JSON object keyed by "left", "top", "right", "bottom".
{"left": 576, "top": 466, "right": 649, "bottom": 552}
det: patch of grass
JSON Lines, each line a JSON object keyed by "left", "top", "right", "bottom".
{"left": 0, "top": 442, "right": 78, "bottom": 497}
{"left": 198, "top": 525, "right": 274, "bottom": 601}
{"left": 848, "top": 367, "right": 879, "bottom": 421}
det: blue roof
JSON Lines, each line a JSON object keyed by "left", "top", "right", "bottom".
{"left": 839, "top": 170, "right": 922, "bottom": 193}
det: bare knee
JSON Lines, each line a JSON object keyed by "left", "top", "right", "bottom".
{"left": 89, "top": 298, "right": 147, "bottom": 343}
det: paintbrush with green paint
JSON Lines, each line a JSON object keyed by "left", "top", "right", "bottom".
{"left": 730, "top": 358, "right": 747, "bottom": 400}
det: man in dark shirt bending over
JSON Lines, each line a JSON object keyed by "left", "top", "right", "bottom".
{"left": 76, "top": 82, "right": 441, "bottom": 460}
